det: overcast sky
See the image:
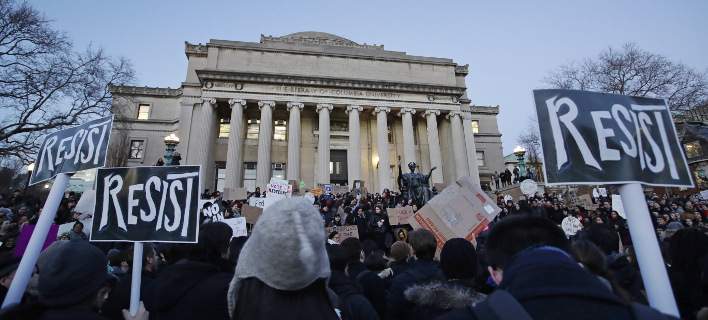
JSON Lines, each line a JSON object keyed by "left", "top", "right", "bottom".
{"left": 29, "top": 0, "right": 708, "bottom": 154}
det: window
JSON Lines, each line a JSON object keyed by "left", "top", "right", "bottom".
{"left": 685, "top": 141, "right": 703, "bottom": 159}
{"left": 129, "top": 140, "right": 145, "bottom": 159}
{"left": 137, "top": 104, "right": 150, "bottom": 120}
{"left": 272, "top": 163, "right": 286, "bottom": 180}
{"left": 329, "top": 161, "right": 343, "bottom": 175}
{"left": 219, "top": 118, "right": 230, "bottom": 138}
{"left": 274, "top": 120, "right": 287, "bottom": 141}
{"left": 247, "top": 119, "right": 260, "bottom": 140}
{"left": 215, "top": 168, "right": 226, "bottom": 192}
{"left": 476, "top": 151, "right": 485, "bottom": 167}
{"left": 471, "top": 120, "right": 479, "bottom": 134}
{"left": 331, "top": 119, "right": 348, "bottom": 132}
{"left": 243, "top": 162, "right": 257, "bottom": 191}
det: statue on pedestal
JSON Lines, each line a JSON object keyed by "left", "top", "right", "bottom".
{"left": 397, "top": 161, "right": 436, "bottom": 207}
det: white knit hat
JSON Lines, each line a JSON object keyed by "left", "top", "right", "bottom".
{"left": 227, "top": 197, "right": 330, "bottom": 317}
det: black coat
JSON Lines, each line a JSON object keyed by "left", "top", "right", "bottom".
{"left": 101, "top": 271, "right": 156, "bottom": 320}
{"left": 438, "top": 248, "right": 670, "bottom": 320}
{"left": 386, "top": 259, "right": 445, "bottom": 320}
{"left": 356, "top": 270, "right": 390, "bottom": 318}
{"left": 145, "top": 261, "right": 232, "bottom": 320}
{"left": 329, "top": 271, "right": 380, "bottom": 320}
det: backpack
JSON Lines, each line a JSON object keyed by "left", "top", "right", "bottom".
{"left": 472, "top": 289, "right": 675, "bottom": 320}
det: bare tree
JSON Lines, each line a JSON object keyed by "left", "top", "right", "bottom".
{"left": 0, "top": 0, "right": 133, "bottom": 164}
{"left": 544, "top": 43, "right": 707, "bottom": 114}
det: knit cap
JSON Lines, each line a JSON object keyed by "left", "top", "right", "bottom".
{"left": 227, "top": 197, "right": 330, "bottom": 317}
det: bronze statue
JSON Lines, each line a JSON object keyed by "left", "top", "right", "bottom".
{"left": 397, "top": 161, "right": 436, "bottom": 207}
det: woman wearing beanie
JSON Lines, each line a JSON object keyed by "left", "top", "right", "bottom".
{"left": 403, "top": 238, "right": 486, "bottom": 320}
{"left": 227, "top": 198, "right": 339, "bottom": 320}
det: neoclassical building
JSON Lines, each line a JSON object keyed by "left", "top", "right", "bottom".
{"left": 109, "top": 32, "right": 504, "bottom": 193}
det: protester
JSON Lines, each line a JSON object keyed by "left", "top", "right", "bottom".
{"left": 102, "top": 243, "right": 159, "bottom": 320}
{"left": 0, "top": 252, "right": 19, "bottom": 303}
{"left": 668, "top": 228, "right": 708, "bottom": 319}
{"left": 327, "top": 244, "right": 380, "bottom": 320}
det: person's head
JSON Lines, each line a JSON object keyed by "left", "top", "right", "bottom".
{"left": 440, "top": 238, "right": 478, "bottom": 280}
{"left": 389, "top": 241, "right": 411, "bottom": 263}
{"left": 341, "top": 237, "right": 363, "bottom": 264}
{"left": 327, "top": 244, "right": 348, "bottom": 272}
{"left": 408, "top": 162, "right": 417, "bottom": 173}
{"left": 364, "top": 250, "right": 388, "bottom": 272}
{"left": 37, "top": 240, "right": 115, "bottom": 310}
{"left": 408, "top": 229, "right": 437, "bottom": 261}
{"left": 72, "top": 221, "right": 84, "bottom": 233}
{"left": 579, "top": 224, "right": 620, "bottom": 255}
{"left": 374, "top": 206, "right": 382, "bottom": 214}
{"left": 593, "top": 216, "right": 604, "bottom": 224}
{"left": 485, "top": 216, "right": 570, "bottom": 284}
{"left": 571, "top": 240, "right": 608, "bottom": 278}
{"left": 190, "top": 222, "right": 233, "bottom": 263}
{"left": 669, "top": 228, "right": 708, "bottom": 274}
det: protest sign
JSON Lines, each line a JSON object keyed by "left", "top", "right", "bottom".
{"left": 700, "top": 190, "right": 708, "bottom": 201}
{"left": 91, "top": 165, "right": 200, "bottom": 243}
{"left": 576, "top": 194, "right": 597, "bottom": 210}
{"left": 333, "top": 185, "right": 349, "bottom": 194}
{"left": 201, "top": 198, "right": 225, "bottom": 222}
{"left": 73, "top": 190, "right": 96, "bottom": 215}
{"left": 224, "top": 187, "right": 248, "bottom": 201}
{"left": 248, "top": 197, "right": 278, "bottom": 209}
{"left": 387, "top": 206, "right": 415, "bottom": 225}
{"left": 266, "top": 178, "right": 292, "bottom": 198}
{"left": 534, "top": 90, "right": 693, "bottom": 187}
{"left": 311, "top": 187, "right": 323, "bottom": 196}
{"left": 30, "top": 115, "right": 113, "bottom": 185}
{"left": 561, "top": 216, "right": 583, "bottom": 236}
{"left": 323, "top": 184, "right": 333, "bottom": 194}
{"left": 242, "top": 204, "right": 263, "bottom": 224}
{"left": 14, "top": 224, "right": 58, "bottom": 258}
{"left": 410, "top": 176, "right": 500, "bottom": 250}
{"left": 325, "top": 225, "right": 359, "bottom": 243}
{"left": 612, "top": 194, "right": 627, "bottom": 219}
{"left": 223, "top": 217, "right": 247, "bottom": 237}
{"left": 520, "top": 179, "right": 538, "bottom": 196}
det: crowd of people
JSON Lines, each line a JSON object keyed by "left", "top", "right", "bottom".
{"left": 0, "top": 182, "right": 706, "bottom": 319}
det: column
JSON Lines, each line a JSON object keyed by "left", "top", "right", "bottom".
{"left": 195, "top": 98, "right": 217, "bottom": 191}
{"left": 286, "top": 102, "right": 304, "bottom": 181}
{"left": 462, "top": 112, "right": 481, "bottom": 185}
{"left": 346, "top": 105, "right": 363, "bottom": 187}
{"left": 256, "top": 100, "right": 275, "bottom": 188}
{"left": 224, "top": 99, "right": 247, "bottom": 190}
{"left": 399, "top": 107, "right": 417, "bottom": 167}
{"left": 374, "top": 107, "right": 391, "bottom": 192}
{"left": 424, "top": 110, "right": 444, "bottom": 184}
{"left": 447, "top": 111, "right": 469, "bottom": 180}
{"left": 316, "top": 104, "right": 333, "bottom": 184}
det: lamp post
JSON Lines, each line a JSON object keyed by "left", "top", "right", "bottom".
{"left": 163, "top": 133, "right": 180, "bottom": 165}
{"left": 24, "top": 162, "right": 35, "bottom": 190}
{"left": 513, "top": 145, "right": 527, "bottom": 180}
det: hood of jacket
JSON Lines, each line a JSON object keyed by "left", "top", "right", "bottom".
{"left": 404, "top": 281, "right": 486, "bottom": 309}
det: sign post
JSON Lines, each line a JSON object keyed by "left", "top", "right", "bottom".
{"left": 129, "top": 242, "right": 143, "bottom": 316}
{"left": 534, "top": 89, "right": 692, "bottom": 317}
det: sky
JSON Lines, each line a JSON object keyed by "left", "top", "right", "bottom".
{"left": 28, "top": 0, "right": 708, "bottom": 155}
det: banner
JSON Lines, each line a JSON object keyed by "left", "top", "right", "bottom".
{"left": 325, "top": 225, "right": 359, "bottom": 243}
{"left": 411, "top": 176, "right": 500, "bottom": 250}
{"left": 534, "top": 89, "right": 693, "bottom": 187}
{"left": 91, "top": 165, "right": 200, "bottom": 243}
{"left": 387, "top": 206, "right": 415, "bottom": 225}
{"left": 30, "top": 115, "right": 113, "bottom": 185}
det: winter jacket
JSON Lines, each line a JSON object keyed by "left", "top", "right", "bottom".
{"left": 356, "top": 270, "right": 390, "bottom": 318}
{"left": 607, "top": 252, "right": 646, "bottom": 304}
{"left": 101, "top": 271, "right": 156, "bottom": 320}
{"left": 437, "top": 247, "right": 673, "bottom": 320}
{"left": 386, "top": 259, "right": 445, "bottom": 320}
{"left": 146, "top": 260, "right": 232, "bottom": 320}
{"left": 329, "top": 271, "right": 380, "bottom": 320}
{"left": 404, "top": 279, "right": 485, "bottom": 320}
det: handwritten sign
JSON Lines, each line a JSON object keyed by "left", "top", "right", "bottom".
{"left": 325, "top": 225, "right": 359, "bottom": 243}
{"left": 388, "top": 206, "right": 415, "bottom": 225}
{"left": 242, "top": 204, "right": 263, "bottom": 224}
{"left": 222, "top": 217, "right": 247, "bottom": 237}
{"left": 562, "top": 216, "right": 583, "bottom": 236}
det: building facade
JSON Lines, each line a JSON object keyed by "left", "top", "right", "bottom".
{"left": 108, "top": 32, "right": 504, "bottom": 193}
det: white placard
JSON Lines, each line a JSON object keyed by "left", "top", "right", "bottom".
{"left": 266, "top": 179, "right": 292, "bottom": 198}
{"left": 520, "top": 180, "right": 538, "bottom": 196}
{"left": 561, "top": 216, "right": 583, "bottom": 236}
{"left": 612, "top": 194, "right": 626, "bottom": 219}
{"left": 248, "top": 197, "right": 278, "bottom": 209}
{"left": 223, "top": 217, "right": 247, "bottom": 237}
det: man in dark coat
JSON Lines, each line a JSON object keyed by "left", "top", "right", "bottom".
{"left": 327, "top": 245, "right": 380, "bottom": 320}
{"left": 439, "top": 216, "right": 674, "bottom": 320}
{"left": 386, "top": 229, "right": 444, "bottom": 320}
{"left": 101, "top": 244, "right": 159, "bottom": 320}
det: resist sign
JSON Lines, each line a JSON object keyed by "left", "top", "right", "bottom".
{"left": 534, "top": 89, "right": 693, "bottom": 187}
{"left": 91, "top": 166, "right": 200, "bottom": 243}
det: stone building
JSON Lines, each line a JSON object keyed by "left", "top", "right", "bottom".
{"left": 108, "top": 32, "right": 504, "bottom": 193}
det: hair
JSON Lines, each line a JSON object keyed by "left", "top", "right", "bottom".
{"left": 485, "top": 216, "right": 570, "bottom": 269}
{"left": 364, "top": 250, "right": 387, "bottom": 271}
{"left": 579, "top": 224, "right": 619, "bottom": 255}
{"left": 440, "top": 238, "right": 478, "bottom": 280}
{"left": 389, "top": 241, "right": 410, "bottom": 262}
{"left": 570, "top": 240, "right": 607, "bottom": 277}
{"left": 189, "top": 222, "right": 233, "bottom": 264}
{"left": 340, "top": 238, "right": 362, "bottom": 264}
{"left": 408, "top": 229, "right": 437, "bottom": 261}
{"left": 361, "top": 239, "right": 378, "bottom": 257}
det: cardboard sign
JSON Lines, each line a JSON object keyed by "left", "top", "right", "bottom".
{"left": 248, "top": 197, "right": 278, "bottom": 210}
{"left": 562, "top": 216, "right": 583, "bottom": 236}
{"left": 222, "top": 217, "right": 247, "bottom": 237}
{"left": 224, "top": 187, "right": 248, "bottom": 201}
{"left": 266, "top": 179, "right": 292, "bottom": 198}
{"left": 325, "top": 225, "right": 359, "bottom": 243}
{"left": 311, "top": 187, "right": 323, "bottom": 197}
{"left": 241, "top": 204, "right": 263, "bottom": 224}
{"left": 534, "top": 89, "right": 693, "bottom": 187}
{"left": 30, "top": 115, "right": 113, "bottom": 185}
{"left": 612, "top": 194, "right": 627, "bottom": 219}
{"left": 388, "top": 206, "right": 415, "bottom": 225}
{"left": 91, "top": 165, "right": 200, "bottom": 243}
{"left": 410, "top": 176, "right": 501, "bottom": 250}
{"left": 576, "top": 194, "right": 596, "bottom": 210}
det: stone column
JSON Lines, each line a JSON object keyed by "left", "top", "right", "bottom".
{"left": 256, "top": 100, "right": 275, "bottom": 188}
{"left": 316, "top": 104, "right": 333, "bottom": 184}
{"left": 374, "top": 107, "right": 391, "bottom": 192}
{"left": 346, "top": 105, "right": 363, "bottom": 187}
{"left": 462, "top": 112, "right": 481, "bottom": 185}
{"left": 424, "top": 110, "right": 444, "bottom": 184}
{"left": 224, "top": 99, "right": 247, "bottom": 190}
{"left": 447, "top": 111, "right": 469, "bottom": 180}
{"left": 286, "top": 102, "right": 304, "bottom": 181}
{"left": 194, "top": 98, "right": 217, "bottom": 191}
{"left": 399, "top": 107, "right": 417, "bottom": 167}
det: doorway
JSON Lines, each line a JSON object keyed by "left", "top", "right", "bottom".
{"left": 330, "top": 150, "right": 348, "bottom": 185}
